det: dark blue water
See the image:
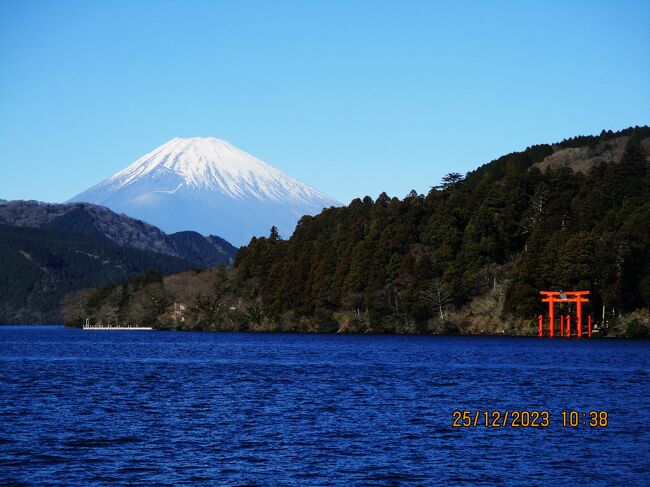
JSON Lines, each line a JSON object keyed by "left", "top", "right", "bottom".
{"left": 1, "top": 326, "right": 649, "bottom": 485}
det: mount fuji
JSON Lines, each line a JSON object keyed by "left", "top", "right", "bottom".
{"left": 68, "top": 137, "right": 340, "bottom": 246}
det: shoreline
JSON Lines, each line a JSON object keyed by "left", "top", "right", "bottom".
{"left": 2, "top": 323, "right": 641, "bottom": 339}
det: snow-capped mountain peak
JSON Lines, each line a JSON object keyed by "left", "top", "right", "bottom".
{"left": 108, "top": 137, "right": 329, "bottom": 202}
{"left": 69, "top": 137, "right": 339, "bottom": 245}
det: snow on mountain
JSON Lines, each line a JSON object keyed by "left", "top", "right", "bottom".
{"left": 68, "top": 137, "right": 340, "bottom": 246}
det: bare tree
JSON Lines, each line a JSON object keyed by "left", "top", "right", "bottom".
{"left": 420, "top": 278, "right": 452, "bottom": 322}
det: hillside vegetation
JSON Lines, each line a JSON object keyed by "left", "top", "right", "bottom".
{"left": 64, "top": 127, "right": 650, "bottom": 336}
{"left": 0, "top": 202, "right": 237, "bottom": 323}
{"left": 0, "top": 224, "right": 193, "bottom": 323}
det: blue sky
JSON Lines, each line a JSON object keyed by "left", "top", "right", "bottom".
{"left": 1, "top": 0, "right": 649, "bottom": 204}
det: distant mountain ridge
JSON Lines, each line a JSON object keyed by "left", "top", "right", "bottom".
{"left": 68, "top": 137, "right": 340, "bottom": 245}
{"left": 0, "top": 200, "right": 237, "bottom": 267}
{"left": 0, "top": 200, "right": 238, "bottom": 323}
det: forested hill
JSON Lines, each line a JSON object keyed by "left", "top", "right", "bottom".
{"left": 235, "top": 126, "right": 650, "bottom": 333}
{"left": 65, "top": 127, "right": 650, "bottom": 336}
{"left": 0, "top": 201, "right": 237, "bottom": 324}
{"left": 0, "top": 223, "right": 193, "bottom": 324}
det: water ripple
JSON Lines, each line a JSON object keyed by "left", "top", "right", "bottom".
{"left": 0, "top": 326, "right": 649, "bottom": 485}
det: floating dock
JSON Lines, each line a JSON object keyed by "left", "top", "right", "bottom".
{"left": 82, "top": 324, "right": 153, "bottom": 330}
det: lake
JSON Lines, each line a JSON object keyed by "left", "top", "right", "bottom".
{"left": 1, "top": 326, "right": 649, "bottom": 485}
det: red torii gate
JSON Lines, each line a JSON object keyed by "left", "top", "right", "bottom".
{"left": 539, "top": 290, "right": 591, "bottom": 338}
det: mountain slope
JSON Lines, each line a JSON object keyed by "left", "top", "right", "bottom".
{"left": 68, "top": 137, "right": 340, "bottom": 245}
{"left": 0, "top": 200, "right": 237, "bottom": 267}
{"left": 0, "top": 223, "right": 194, "bottom": 324}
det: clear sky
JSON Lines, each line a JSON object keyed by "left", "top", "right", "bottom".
{"left": 1, "top": 0, "right": 649, "bottom": 205}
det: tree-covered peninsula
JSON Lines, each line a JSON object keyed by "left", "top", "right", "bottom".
{"left": 63, "top": 127, "right": 650, "bottom": 336}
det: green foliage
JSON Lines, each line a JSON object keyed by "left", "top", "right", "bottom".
{"left": 604, "top": 310, "right": 650, "bottom": 338}
{"left": 0, "top": 223, "right": 192, "bottom": 323}
{"left": 234, "top": 127, "right": 650, "bottom": 332}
